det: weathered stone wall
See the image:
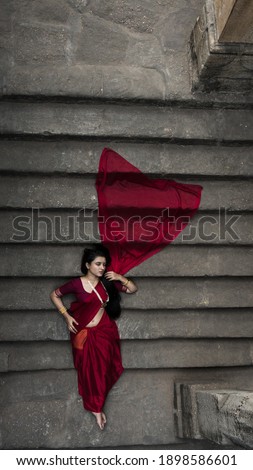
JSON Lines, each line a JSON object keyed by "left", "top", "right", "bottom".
{"left": 1, "top": 0, "right": 204, "bottom": 100}
{"left": 190, "top": 0, "right": 253, "bottom": 92}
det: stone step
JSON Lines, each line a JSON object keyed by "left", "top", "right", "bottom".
{"left": 1, "top": 278, "right": 252, "bottom": 310}
{"left": 1, "top": 245, "right": 253, "bottom": 277}
{"left": 4, "top": 64, "right": 253, "bottom": 106}
{"left": 2, "top": 209, "right": 252, "bottom": 245}
{"left": 1, "top": 338, "right": 253, "bottom": 372}
{"left": 1, "top": 309, "right": 253, "bottom": 342}
{"left": 2, "top": 367, "right": 252, "bottom": 449}
{"left": 3, "top": 64, "right": 166, "bottom": 103}
{"left": 0, "top": 175, "right": 252, "bottom": 210}
{"left": 0, "top": 140, "right": 252, "bottom": 177}
{"left": 1, "top": 101, "right": 253, "bottom": 142}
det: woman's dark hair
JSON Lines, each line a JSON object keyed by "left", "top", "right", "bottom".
{"left": 81, "top": 244, "right": 111, "bottom": 275}
{"left": 81, "top": 244, "right": 121, "bottom": 320}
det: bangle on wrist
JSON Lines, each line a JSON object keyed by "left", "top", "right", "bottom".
{"left": 122, "top": 278, "right": 130, "bottom": 287}
{"left": 59, "top": 306, "right": 67, "bottom": 315}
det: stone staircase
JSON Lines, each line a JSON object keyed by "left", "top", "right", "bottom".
{"left": 0, "top": 97, "right": 253, "bottom": 449}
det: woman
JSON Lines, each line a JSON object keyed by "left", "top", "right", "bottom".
{"left": 50, "top": 244, "right": 137, "bottom": 430}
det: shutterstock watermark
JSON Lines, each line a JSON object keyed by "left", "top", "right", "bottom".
{"left": 10, "top": 207, "right": 241, "bottom": 243}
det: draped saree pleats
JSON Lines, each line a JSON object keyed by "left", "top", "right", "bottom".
{"left": 72, "top": 312, "right": 123, "bottom": 412}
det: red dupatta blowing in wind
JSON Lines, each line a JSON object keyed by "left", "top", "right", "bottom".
{"left": 96, "top": 147, "right": 203, "bottom": 274}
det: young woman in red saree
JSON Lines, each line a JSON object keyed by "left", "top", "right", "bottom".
{"left": 50, "top": 147, "right": 202, "bottom": 431}
{"left": 50, "top": 244, "right": 137, "bottom": 430}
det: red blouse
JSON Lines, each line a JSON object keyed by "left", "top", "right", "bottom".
{"left": 55, "top": 277, "right": 125, "bottom": 329}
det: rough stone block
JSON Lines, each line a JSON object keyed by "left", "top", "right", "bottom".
{"left": 88, "top": 0, "right": 166, "bottom": 34}
{"left": 174, "top": 382, "right": 212, "bottom": 439}
{"left": 75, "top": 14, "right": 129, "bottom": 65}
{"left": 155, "top": 6, "right": 201, "bottom": 52}
{"left": 0, "top": 1, "right": 14, "bottom": 34}
{"left": 126, "top": 35, "right": 164, "bottom": 68}
{"left": 67, "top": 0, "right": 89, "bottom": 14}
{"left": 12, "top": 0, "right": 72, "bottom": 24}
{"left": 197, "top": 390, "right": 253, "bottom": 448}
{"left": 174, "top": 381, "right": 252, "bottom": 442}
{"left": 13, "top": 23, "right": 68, "bottom": 65}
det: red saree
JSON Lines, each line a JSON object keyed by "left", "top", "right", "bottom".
{"left": 56, "top": 278, "right": 124, "bottom": 412}
{"left": 96, "top": 148, "right": 203, "bottom": 274}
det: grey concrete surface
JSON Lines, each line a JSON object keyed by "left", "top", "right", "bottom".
{"left": 1, "top": 209, "right": 252, "bottom": 245}
{"left": 1, "top": 245, "right": 253, "bottom": 277}
{"left": 1, "top": 308, "right": 253, "bottom": 341}
{"left": 1, "top": 366, "right": 252, "bottom": 449}
{"left": 0, "top": 175, "right": 252, "bottom": 210}
{"left": 2, "top": 338, "right": 253, "bottom": 372}
{"left": 1, "top": 278, "right": 253, "bottom": 310}
{"left": 1, "top": 0, "right": 253, "bottom": 451}
{"left": 1, "top": 102, "right": 253, "bottom": 141}
{"left": 1, "top": 141, "right": 253, "bottom": 176}
{"left": 1, "top": 0, "right": 253, "bottom": 102}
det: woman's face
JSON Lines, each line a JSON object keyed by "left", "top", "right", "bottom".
{"left": 86, "top": 256, "right": 107, "bottom": 277}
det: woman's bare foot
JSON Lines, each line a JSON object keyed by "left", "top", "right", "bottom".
{"left": 92, "top": 412, "right": 105, "bottom": 430}
{"left": 101, "top": 411, "right": 106, "bottom": 426}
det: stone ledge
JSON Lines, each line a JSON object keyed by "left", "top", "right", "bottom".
{"left": 0, "top": 176, "right": 253, "bottom": 210}
{"left": 1, "top": 210, "right": 252, "bottom": 245}
{"left": 1, "top": 65, "right": 253, "bottom": 105}
{"left": 1, "top": 101, "right": 253, "bottom": 142}
{"left": 1, "top": 339, "right": 253, "bottom": 372}
{"left": 0, "top": 278, "right": 253, "bottom": 310}
{"left": 1, "top": 308, "right": 253, "bottom": 341}
{"left": 0, "top": 140, "right": 253, "bottom": 176}
{"left": 1, "top": 65, "right": 166, "bottom": 101}
{"left": 1, "top": 245, "right": 253, "bottom": 277}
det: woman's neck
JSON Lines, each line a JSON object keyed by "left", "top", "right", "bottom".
{"left": 85, "top": 273, "right": 99, "bottom": 285}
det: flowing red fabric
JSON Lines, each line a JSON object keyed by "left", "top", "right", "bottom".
{"left": 96, "top": 148, "right": 203, "bottom": 274}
